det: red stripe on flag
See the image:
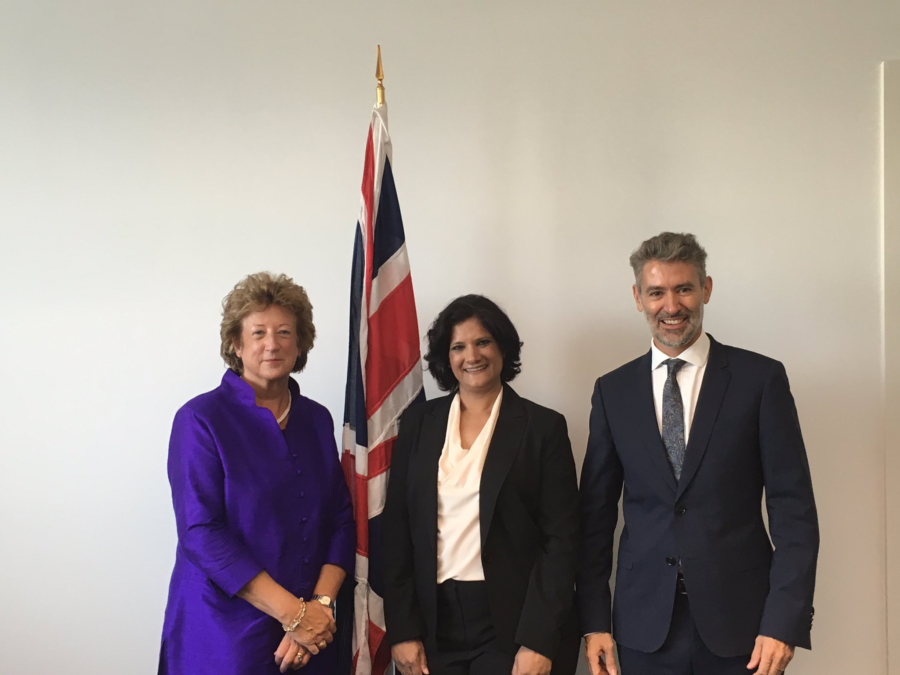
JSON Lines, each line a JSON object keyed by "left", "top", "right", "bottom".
{"left": 365, "top": 274, "right": 421, "bottom": 416}
{"left": 346, "top": 438, "right": 393, "bottom": 559}
{"left": 368, "top": 619, "right": 394, "bottom": 675}
{"left": 367, "top": 437, "right": 395, "bottom": 480}
{"left": 354, "top": 473, "right": 369, "bottom": 556}
{"left": 361, "top": 127, "right": 376, "bottom": 309}
{"left": 340, "top": 450, "right": 357, "bottom": 505}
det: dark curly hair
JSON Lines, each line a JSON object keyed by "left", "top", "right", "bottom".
{"left": 424, "top": 294, "right": 523, "bottom": 391}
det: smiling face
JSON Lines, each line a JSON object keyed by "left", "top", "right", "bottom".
{"left": 633, "top": 260, "right": 713, "bottom": 356}
{"left": 448, "top": 317, "right": 504, "bottom": 396}
{"left": 233, "top": 304, "right": 300, "bottom": 389}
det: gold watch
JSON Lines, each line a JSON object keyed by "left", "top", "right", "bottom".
{"left": 311, "top": 594, "right": 335, "bottom": 611}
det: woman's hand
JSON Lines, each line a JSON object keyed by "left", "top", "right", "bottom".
{"left": 512, "top": 646, "right": 552, "bottom": 675}
{"left": 289, "top": 601, "right": 336, "bottom": 654}
{"left": 583, "top": 633, "right": 618, "bottom": 675}
{"left": 391, "top": 640, "right": 429, "bottom": 675}
{"left": 275, "top": 634, "right": 310, "bottom": 672}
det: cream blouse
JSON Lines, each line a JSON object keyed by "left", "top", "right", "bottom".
{"left": 436, "top": 389, "right": 503, "bottom": 583}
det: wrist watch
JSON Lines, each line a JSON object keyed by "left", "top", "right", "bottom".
{"left": 312, "top": 594, "right": 335, "bottom": 611}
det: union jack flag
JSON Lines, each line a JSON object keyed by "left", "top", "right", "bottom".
{"left": 339, "top": 103, "right": 424, "bottom": 675}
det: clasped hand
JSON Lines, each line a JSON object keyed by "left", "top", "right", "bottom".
{"left": 512, "top": 646, "right": 551, "bottom": 675}
{"left": 392, "top": 640, "right": 429, "bottom": 675}
{"left": 584, "top": 633, "right": 618, "bottom": 675}
{"left": 274, "top": 602, "right": 336, "bottom": 672}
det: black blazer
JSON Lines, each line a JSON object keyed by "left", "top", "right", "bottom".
{"left": 383, "top": 384, "right": 580, "bottom": 660}
{"left": 577, "top": 336, "right": 819, "bottom": 657}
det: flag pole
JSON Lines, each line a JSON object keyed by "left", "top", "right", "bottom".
{"left": 376, "top": 45, "right": 386, "bottom": 108}
{"left": 374, "top": 44, "right": 388, "bottom": 673}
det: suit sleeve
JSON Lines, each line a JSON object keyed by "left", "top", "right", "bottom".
{"left": 757, "top": 362, "right": 819, "bottom": 649}
{"left": 514, "top": 414, "right": 581, "bottom": 659}
{"left": 576, "top": 378, "right": 624, "bottom": 635}
{"left": 167, "top": 407, "right": 263, "bottom": 597}
{"left": 382, "top": 407, "right": 427, "bottom": 645}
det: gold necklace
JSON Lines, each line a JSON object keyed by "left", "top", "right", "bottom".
{"left": 276, "top": 390, "right": 292, "bottom": 425}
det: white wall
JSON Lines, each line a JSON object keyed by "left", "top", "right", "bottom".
{"left": 1, "top": 1, "right": 898, "bottom": 673}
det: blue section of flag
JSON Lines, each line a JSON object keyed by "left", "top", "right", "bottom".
{"left": 343, "top": 224, "right": 368, "bottom": 447}
{"left": 366, "top": 513, "right": 386, "bottom": 599}
{"left": 336, "top": 573, "right": 356, "bottom": 675}
{"left": 371, "top": 158, "right": 406, "bottom": 279}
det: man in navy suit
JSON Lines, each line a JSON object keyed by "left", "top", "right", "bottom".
{"left": 577, "top": 233, "right": 818, "bottom": 675}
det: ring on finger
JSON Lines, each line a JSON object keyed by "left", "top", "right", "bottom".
{"left": 294, "top": 648, "right": 305, "bottom": 663}
{"left": 318, "top": 640, "right": 327, "bottom": 649}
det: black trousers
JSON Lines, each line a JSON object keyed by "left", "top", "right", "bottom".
{"left": 617, "top": 590, "right": 753, "bottom": 675}
{"left": 426, "top": 580, "right": 579, "bottom": 675}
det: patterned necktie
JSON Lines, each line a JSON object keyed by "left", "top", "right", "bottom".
{"left": 662, "top": 358, "right": 687, "bottom": 480}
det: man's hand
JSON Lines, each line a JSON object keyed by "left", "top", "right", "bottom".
{"left": 584, "top": 633, "right": 618, "bottom": 675}
{"left": 512, "top": 646, "right": 552, "bottom": 675}
{"left": 391, "top": 639, "right": 429, "bottom": 675}
{"left": 747, "top": 635, "right": 794, "bottom": 675}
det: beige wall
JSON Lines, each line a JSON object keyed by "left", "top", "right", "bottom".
{"left": 1, "top": 2, "right": 899, "bottom": 673}
{"left": 885, "top": 60, "right": 900, "bottom": 675}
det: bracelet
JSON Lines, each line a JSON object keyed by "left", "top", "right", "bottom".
{"left": 281, "top": 598, "right": 307, "bottom": 633}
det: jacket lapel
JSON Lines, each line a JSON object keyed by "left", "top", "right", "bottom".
{"left": 417, "top": 395, "right": 453, "bottom": 555}
{"left": 479, "top": 384, "right": 526, "bottom": 550}
{"left": 675, "top": 336, "right": 730, "bottom": 501}
{"left": 635, "top": 351, "right": 679, "bottom": 494}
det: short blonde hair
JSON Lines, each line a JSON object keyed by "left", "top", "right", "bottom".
{"left": 220, "top": 272, "right": 316, "bottom": 375}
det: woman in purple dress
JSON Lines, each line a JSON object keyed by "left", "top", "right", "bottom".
{"left": 159, "top": 272, "right": 356, "bottom": 674}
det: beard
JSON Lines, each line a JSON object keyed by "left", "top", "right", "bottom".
{"left": 646, "top": 304, "right": 704, "bottom": 349}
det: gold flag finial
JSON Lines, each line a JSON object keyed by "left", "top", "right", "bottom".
{"left": 375, "top": 45, "right": 386, "bottom": 107}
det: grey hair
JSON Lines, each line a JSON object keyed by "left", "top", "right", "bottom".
{"left": 629, "top": 232, "right": 708, "bottom": 291}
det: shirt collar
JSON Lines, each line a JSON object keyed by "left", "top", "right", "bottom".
{"left": 651, "top": 331, "right": 711, "bottom": 371}
{"left": 221, "top": 369, "right": 300, "bottom": 406}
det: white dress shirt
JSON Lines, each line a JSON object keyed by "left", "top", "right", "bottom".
{"left": 651, "top": 332, "right": 711, "bottom": 444}
{"left": 436, "top": 389, "right": 503, "bottom": 584}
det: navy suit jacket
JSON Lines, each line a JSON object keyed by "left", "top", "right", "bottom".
{"left": 577, "top": 336, "right": 819, "bottom": 657}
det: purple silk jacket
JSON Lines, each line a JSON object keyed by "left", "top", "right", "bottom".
{"left": 158, "top": 370, "right": 355, "bottom": 675}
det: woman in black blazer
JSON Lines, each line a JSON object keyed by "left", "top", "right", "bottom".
{"left": 383, "top": 295, "right": 580, "bottom": 675}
